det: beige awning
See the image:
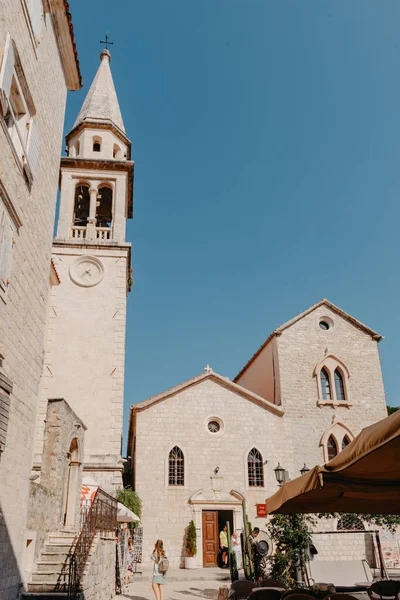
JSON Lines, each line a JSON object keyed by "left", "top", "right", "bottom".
{"left": 265, "top": 410, "right": 400, "bottom": 515}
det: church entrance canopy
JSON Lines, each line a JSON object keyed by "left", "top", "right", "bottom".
{"left": 265, "top": 410, "right": 400, "bottom": 515}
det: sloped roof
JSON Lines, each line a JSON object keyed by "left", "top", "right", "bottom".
{"left": 234, "top": 298, "right": 383, "bottom": 382}
{"left": 73, "top": 49, "right": 125, "bottom": 133}
{"left": 131, "top": 369, "right": 284, "bottom": 416}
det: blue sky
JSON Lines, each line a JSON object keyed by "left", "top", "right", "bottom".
{"left": 67, "top": 1, "right": 400, "bottom": 446}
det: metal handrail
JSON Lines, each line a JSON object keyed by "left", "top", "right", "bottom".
{"left": 67, "top": 488, "right": 117, "bottom": 600}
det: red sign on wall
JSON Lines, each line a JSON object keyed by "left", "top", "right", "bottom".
{"left": 256, "top": 503, "right": 267, "bottom": 518}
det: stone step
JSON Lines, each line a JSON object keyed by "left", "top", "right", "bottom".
{"left": 36, "top": 561, "right": 69, "bottom": 573}
{"left": 40, "top": 552, "right": 71, "bottom": 562}
{"left": 27, "top": 583, "right": 68, "bottom": 594}
{"left": 31, "top": 571, "right": 69, "bottom": 584}
{"left": 44, "top": 543, "right": 73, "bottom": 554}
{"left": 48, "top": 534, "right": 75, "bottom": 544}
{"left": 21, "top": 593, "right": 68, "bottom": 600}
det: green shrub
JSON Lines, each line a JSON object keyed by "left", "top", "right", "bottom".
{"left": 186, "top": 520, "right": 197, "bottom": 557}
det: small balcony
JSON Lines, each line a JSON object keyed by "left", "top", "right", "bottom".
{"left": 96, "top": 227, "right": 111, "bottom": 240}
{"left": 70, "top": 225, "right": 112, "bottom": 241}
{"left": 71, "top": 226, "right": 86, "bottom": 239}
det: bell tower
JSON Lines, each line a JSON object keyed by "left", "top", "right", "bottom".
{"left": 34, "top": 49, "right": 133, "bottom": 491}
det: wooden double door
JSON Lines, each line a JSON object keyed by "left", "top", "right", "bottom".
{"left": 202, "top": 510, "right": 233, "bottom": 567}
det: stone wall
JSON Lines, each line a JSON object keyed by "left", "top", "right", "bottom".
{"left": 275, "top": 304, "right": 388, "bottom": 476}
{"left": 34, "top": 243, "right": 129, "bottom": 494}
{"left": 81, "top": 534, "right": 116, "bottom": 600}
{"left": 312, "top": 532, "right": 376, "bottom": 566}
{"left": 0, "top": 4, "right": 71, "bottom": 598}
{"left": 27, "top": 399, "right": 86, "bottom": 569}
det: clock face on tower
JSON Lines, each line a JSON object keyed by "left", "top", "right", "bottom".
{"left": 69, "top": 256, "right": 104, "bottom": 287}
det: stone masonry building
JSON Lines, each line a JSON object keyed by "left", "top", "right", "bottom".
{"left": 127, "top": 299, "right": 388, "bottom": 568}
{"left": 0, "top": 2, "right": 81, "bottom": 598}
{"left": 33, "top": 47, "right": 133, "bottom": 493}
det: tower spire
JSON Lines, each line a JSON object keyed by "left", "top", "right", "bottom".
{"left": 72, "top": 46, "right": 125, "bottom": 134}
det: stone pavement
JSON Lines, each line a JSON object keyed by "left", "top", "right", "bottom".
{"left": 117, "top": 567, "right": 231, "bottom": 600}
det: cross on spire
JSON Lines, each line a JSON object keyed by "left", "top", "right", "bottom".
{"left": 100, "top": 32, "right": 113, "bottom": 50}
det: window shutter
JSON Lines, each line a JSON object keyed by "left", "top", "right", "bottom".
{"left": 0, "top": 203, "right": 13, "bottom": 288}
{"left": 25, "top": 118, "right": 40, "bottom": 180}
{"left": 0, "top": 34, "right": 15, "bottom": 116}
{"left": 27, "top": 0, "right": 43, "bottom": 43}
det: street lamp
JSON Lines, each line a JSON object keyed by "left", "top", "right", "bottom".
{"left": 274, "top": 463, "right": 285, "bottom": 487}
{"left": 300, "top": 463, "right": 310, "bottom": 476}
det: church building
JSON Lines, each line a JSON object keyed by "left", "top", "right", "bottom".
{"left": 127, "top": 299, "right": 388, "bottom": 568}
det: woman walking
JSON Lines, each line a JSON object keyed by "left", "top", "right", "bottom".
{"left": 151, "top": 539, "right": 168, "bottom": 600}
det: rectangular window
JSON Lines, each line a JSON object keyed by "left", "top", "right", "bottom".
{"left": 0, "top": 34, "right": 40, "bottom": 184}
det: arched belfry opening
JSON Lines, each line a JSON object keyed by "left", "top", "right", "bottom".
{"left": 73, "top": 184, "right": 90, "bottom": 227}
{"left": 96, "top": 186, "right": 113, "bottom": 229}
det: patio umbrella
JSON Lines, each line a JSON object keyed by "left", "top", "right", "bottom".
{"left": 117, "top": 502, "right": 140, "bottom": 523}
{"left": 265, "top": 410, "right": 400, "bottom": 515}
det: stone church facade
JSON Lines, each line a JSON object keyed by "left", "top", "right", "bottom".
{"left": 127, "top": 299, "right": 388, "bottom": 568}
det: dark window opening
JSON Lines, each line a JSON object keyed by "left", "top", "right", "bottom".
{"left": 334, "top": 369, "right": 346, "bottom": 401}
{"left": 93, "top": 141, "right": 101, "bottom": 152}
{"left": 96, "top": 187, "right": 113, "bottom": 228}
{"left": 169, "top": 446, "right": 184, "bottom": 486}
{"left": 327, "top": 435, "right": 338, "bottom": 461}
{"left": 73, "top": 185, "right": 90, "bottom": 226}
{"left": 320, "top": 368, "right": 332, "bottom": 400}
{"left": 342, "top": 435, "right": 351, "bottom": 450}
{"left": 248, "top": 448, "right": 264, "bottom": 487}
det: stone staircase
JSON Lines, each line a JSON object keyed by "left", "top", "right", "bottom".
{"left": 21, "top": 531, "right": 76, "bottom": 599}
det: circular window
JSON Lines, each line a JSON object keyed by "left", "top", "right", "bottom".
{"left": 208, "top": 420, "right": 220, "bottom": 433}
{"left": 204, "top": 416, "right": 224, "bottom": 437}
{"left": 319, "top": 317, "right": 334, "bottom": 331}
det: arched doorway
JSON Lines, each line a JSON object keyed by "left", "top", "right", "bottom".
{"left": 64, "top": 438, "right": 80, "bottom": 528}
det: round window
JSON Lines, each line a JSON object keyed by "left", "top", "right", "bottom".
{"left": 208, "top": 420, "right": 220, "bottom": 433}
{"left": 319, "top": 317, "right": 334, "bottom": 330}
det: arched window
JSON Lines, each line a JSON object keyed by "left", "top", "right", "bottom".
{"left": 342, "top": 435, "right": 350, "bottom": 450}
{"left": 168, "top": 446, "right": 184, "bottom": 486}
{"left": 334, "top": 369, "right": 346, "bottom": 401}
{"left": 73, "top": 184, "right": 90, "bottom": 226}
{"left": 320, "top": 368, "right": 332, "bottom": 400}
{"left": 327, "top": 435, "right": 338, "bottom": 461}
{"left": 113, "top": 144, "right": 122, "bottom": 159}
{"left": 248, "top": 448, "right": 264, "bottom": 487}
{"left": 96, "top": 186, "right": 113, "bottom": 228}
{"left": 337, "top": 515, "right": 364, "bottom": 531}
{"left": 93, "top": 137, "right": 101, "bottom": 152}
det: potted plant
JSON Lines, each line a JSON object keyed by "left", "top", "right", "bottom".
{"left": 184, "top": 520, "right": 197, "bottom": 569}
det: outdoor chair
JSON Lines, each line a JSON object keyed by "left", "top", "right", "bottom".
{"left": 324, "top": 593, "right": 359, "bottom": 600}
{"left": 230, "top": 580, "right": 257, "bottom": 599}
{"left": 367, "top": 580, "right": 400, "bottom": 600}
{"left": 281, "top": 589, "right": 319, "bottom": 600}
{"left": 248, "top": 588, "right": 283, "bottom": 600}
{"left": 258, "top": 579, "right": 288, "bottom": 590}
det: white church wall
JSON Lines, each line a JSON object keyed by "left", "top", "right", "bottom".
{"left": 134, "top": 378, "right": 285, "bottom": 567}
{"left": 0, "top": 5, "right": 72, "bottom": 598}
